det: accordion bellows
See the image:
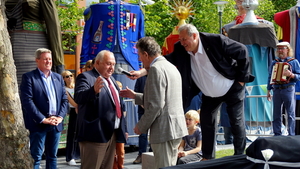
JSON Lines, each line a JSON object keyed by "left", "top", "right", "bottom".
{"left": 270, "top": 62, "right": 291, "bottom": 84}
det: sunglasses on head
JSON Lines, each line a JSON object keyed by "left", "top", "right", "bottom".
{"left": 64, "top": 75, "right": 73, "bottom": 78}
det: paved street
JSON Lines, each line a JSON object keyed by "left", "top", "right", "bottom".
{"left": 40, "top": 146, "right": 142, "bottom": 169}
{"left": 40, "top": 144, "right": 242, "bottom": 169}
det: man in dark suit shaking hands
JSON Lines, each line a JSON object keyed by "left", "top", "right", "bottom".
{"left": 20, "top": 48, "right": 68, "bottom": 169}
{"left": 74, "top": 50, "right": 127, "bottom": 169}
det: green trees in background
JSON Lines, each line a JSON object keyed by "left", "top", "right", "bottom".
{"left": 141, "top": 0, "right": 297, "bottom": 46}
{"left": 142, "top": 0, "right": 286, "bottom": 46}
{"left": 55, "top": 0, "right": 85, "bottom": 51}
{"left": 272, "top": 0, "right": 297, "bottom": 12}
{"left": 57, "top": 0, "right": 298, "bottom": 47}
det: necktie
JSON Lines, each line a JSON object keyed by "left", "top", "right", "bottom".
{"left": 106, "top": 78, "right": 122, "bottom": 118}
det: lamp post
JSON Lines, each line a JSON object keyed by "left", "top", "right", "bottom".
{"left": 213, "top": 1, "right": 228, "bottom": 34}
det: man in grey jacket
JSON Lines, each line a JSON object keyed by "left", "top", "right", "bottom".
{"left": 120, "top": 37, "right": 188, "bottom": 169}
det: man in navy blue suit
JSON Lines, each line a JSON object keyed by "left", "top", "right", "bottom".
{"left": 20, "top": 48, "right": 68, "bottom": 169}
{"left": 74, "top": 50, "right": 127, "bottom": 169}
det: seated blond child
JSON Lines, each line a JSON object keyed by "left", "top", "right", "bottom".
{"left": 177, "top": 110, "right": 202, "bottom": 165}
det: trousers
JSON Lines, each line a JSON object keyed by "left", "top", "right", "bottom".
{"left": 201, "top": 80, "right": 246, "bottom": 159}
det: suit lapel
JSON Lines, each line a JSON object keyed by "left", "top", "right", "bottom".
{"left": 200, "top": 33, "right": 211, "bottom": 56}
{"left": 51, "top": 73, "right": 60, "bottom": 103}
{"left": 34, "top": 69, "right": 48, "bottom": 97}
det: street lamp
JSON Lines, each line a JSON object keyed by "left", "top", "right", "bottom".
{"left": 213, "top": 1, "right": 228, "bottom": 34}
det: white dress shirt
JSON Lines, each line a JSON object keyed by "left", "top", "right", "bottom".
{"left": 188, "top": 39, "right": 234, "bottom": 97}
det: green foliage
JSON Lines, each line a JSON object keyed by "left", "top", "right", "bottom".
{"left": 255, "top": 0, "right": 276, "bottom": 22}
{"left": 140, "top": 0, "right": 286, "bottom": 45}
{"left": 56, "top": 0, "right": 298, "bottom": 49}
{"left": 90, "top": 0, "right": 104, "bottom": 5}
{"left": 272, "top": 0, "right": 296, "bottom": 12}
{"left": 55, "top": 0, "right": 85, "bottom": 52}
{"left": 140, "top": 0, "right": 228, "bottom": 44}
{"left": 143, "top": 0, "right": 177, "bottom": 46}
{"left": 190, "top": 0, "right": 219, "bottom": 33}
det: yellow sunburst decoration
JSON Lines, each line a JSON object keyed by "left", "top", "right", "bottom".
{"left": 168, "top": 0, "right": 195, "bottom": 27}
{"left": 162, "top": 0, "right": 196, "bottom": 55}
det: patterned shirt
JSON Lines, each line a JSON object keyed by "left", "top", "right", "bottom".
{"left": 183, "top": 126, "right": 202, "bottom": 155}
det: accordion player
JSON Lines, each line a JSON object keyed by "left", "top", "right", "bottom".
{"left": 270, "top": 62, "right": 292, "bottom": 84}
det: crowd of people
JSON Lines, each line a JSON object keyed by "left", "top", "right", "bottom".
{"left": 18, "top": 3, "right": 300, "bottom": 168}
{"left": 124, "top": 24, "right": 254, "bottom": 162}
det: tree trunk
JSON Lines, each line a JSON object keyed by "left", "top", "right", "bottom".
{"left": 0, "top": 0, "right": 33, "bottom": 168}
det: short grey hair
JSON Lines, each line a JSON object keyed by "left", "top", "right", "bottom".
{"left": 95, "top": 50, "right": 113, "bottom": 62}
{"left": 35, "top": 48, "right": 51, "bottom": 59}
{"left": 178, "top": 24, "right": 199, "bottom": 36}
{"left": 136, "top": 37, "right": 161, "bottom": 57}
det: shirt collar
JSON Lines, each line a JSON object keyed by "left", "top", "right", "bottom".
{"left": 150, "top": 56, "right": 162, "bottom": 67}
{"left": 276, "top": 56, "right": 293, "bottom": 62}
{"left": 38, "top": 68, "right": 52, "bottom": 78}
{"left": 187, "top": 37, "right": 203, "bottom": 56}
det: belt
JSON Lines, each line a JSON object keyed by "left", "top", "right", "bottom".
{"left": 274, "top": 85, "right": 294, "bottom": 90}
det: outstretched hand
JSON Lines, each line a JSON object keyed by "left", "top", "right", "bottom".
{"left": 119, "top": 86, "right": 136, "bottom": 99}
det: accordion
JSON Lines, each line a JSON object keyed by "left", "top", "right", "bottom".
{"left": 270, "top": 62, "right": 291, "bottom": 84}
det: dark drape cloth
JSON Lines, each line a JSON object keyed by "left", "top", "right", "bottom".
{"left": 246, "top": 135, "right": 300, "bottom": 162}
{"left": 162, "top": 136, "right": 300, "bottom": 169}
{"left": 161, "top": 155, "right": 255, "bottom": 169}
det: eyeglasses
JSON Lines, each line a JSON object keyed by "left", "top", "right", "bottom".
{"left": 64, "top": 75, "right": 73, "bottom": 78}
{"left": 277, "top": 47, "right": 288, "bottom": 50}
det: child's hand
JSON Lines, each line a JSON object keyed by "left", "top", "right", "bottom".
{"left": 178, "top": 151, "right": 185, "bottom": 158}
{"left": 179, "top": 151, "right": 188, "bottom": 157}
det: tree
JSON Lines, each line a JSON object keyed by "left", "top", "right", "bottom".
{"left": 74, "top": 0, "right": 295, "bottom": 47}
{"left": 272, "top": 0, "right": 296, "bottom": 12}
{"left": 127, "top": 0, "right": 276, "bottom": 46}
{"left": 81, "top": 0, "right": 285, "bottom": 47}
{"left": 55, "top": 0, "right": 85, "bottom": 52}
{"left": 0, "top": 0, "right": 32, "bottom": 168}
